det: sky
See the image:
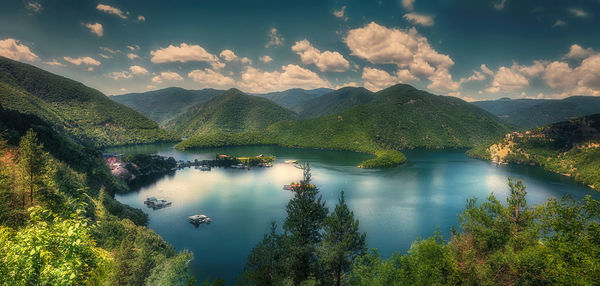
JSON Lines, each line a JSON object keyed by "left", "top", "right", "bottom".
{"left": 0, "top": 0, "right": 599, "bottom": 101}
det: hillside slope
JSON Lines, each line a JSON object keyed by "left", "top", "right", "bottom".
{"left": 473, "top": 97, "right": 600, "bottom": 129}
{"left": 0, "top": 56, "right": 174, "bottom": 147}
{"left": 177, "top": 84, "right": 511, "bottom": 168}
{"left": 164, "top": 88, "right": 299, "bottom": 137}
{"left": 255, "top": 88, "right": 332, "bottom": 113}
{"left": 469, "top": 114, "right": 600, "bottom": 190}
{"left": 111, "top": 87, "right": 224, "bottom": 124}
{"left": 298, "top": 87, "right": 375, "bottom": 118}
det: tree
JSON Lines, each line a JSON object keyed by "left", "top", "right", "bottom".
{"left": 17, "top": 129, "right": 47, "bottom": 207}
{"left": 320, "top": 191, "right": 366, "bottom": 286}
{"left": 240, "top": 222, "right": 286, "bottom": 285}
{"left": 283, "top": 163, "right": 328, "bottom": 284}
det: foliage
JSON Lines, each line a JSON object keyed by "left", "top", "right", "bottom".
{"left": 240, "top": 223, "right": 288, "bottom": 285}
{"left": 124, "top": 154, "right": 177, "bottom": 178}
{"left": 0, "top": 56, "right": 176, "bottom": 147}
{"left": 358, "top": 150, "right": 406, "bottom": 169}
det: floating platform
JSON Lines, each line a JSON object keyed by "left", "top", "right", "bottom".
{"left": 144, "top": 197, "right": 172, "bottom": 209}
{"left": 189, "top": 214, "right": 212, "bottom": 225}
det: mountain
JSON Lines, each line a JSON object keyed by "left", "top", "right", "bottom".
{"left": 468, "top": 114, "right": 600, "bottom": 190}
{"left": 254, "top": 87, "right": 332, "bottom": 113}
{"left": 177, "top": 84, "right": 511, "bottom": 167}
{"left": 472, "top": 96, "right": 600, "bottom": 129}
{"left": 298, "top": 87, "right": 375, "bottom": 118}
{"left": 164, "top": 88, "right": 299, "bottom": 137}
{"left": 111, "top": 87, "right": 225, "bottom": 124}
{"left": 0, "top": 56, "right": 174, "bottom": 147}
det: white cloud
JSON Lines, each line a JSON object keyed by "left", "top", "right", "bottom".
{"left": 334, "top": 82, "right": 361, "bottom": 89}
{"left": 63, "top": 56, "right": 101, "bottom": 66}
{"left": 150, "top": 43, "right": 219, "bottom": 65}
{"left": 99, "top": 54, "right": 112, "bottom": 59}
{"left": 543, "top": 61, "right": 577, "bottom": 90}
{"left": 565, "top": 44, "right": 595, "bottom": 59}
{"left": 87, "top": 67, "right": 94, "bottom": 72}
{"left": 361, "top": 67, "right": 417, "bottom": 91}
{"left": 96, "top": 4, "right": 127, "bottom": 19}
{"left": 553, "top": 20, "right": 567, "bottom": 27}
{"left": 238, "top": 64, "right": 330, "bottom": 93}
{"left": 44, "top": 59, "right": 64, "bottom": 66}
{"left": 127, "top": 45, "right": 140, "bottom": 51}
{"left": 427, "top": 68, "right": 460, "bottom": 92}
{"left": 240, "top": 57, "right": 252, "bottom": 65}
{"left": 493, "top": 0, "right": 507, "bottom": 10}
{"left": 403, "top": 13, "right": 434, "bottom": 26}
{"left": 480, "top": 64, "right": 494, "bottom": 76}
{"left": 333, "top": 6, "right": 348, "bottom": 21}
{"left": 0, "top": 38, "right": 38, "bottom": 61}
{"left": 85, "top": 23, "right": 103, "bottom": 37}
{"left": 568, "top": 8, "right": 589, "bottom": 18}
{"left": 188, "top": 68, "right": 235, "bottom": 87}
{"left": 219, "top": 49, "right": 238, "bottom": 62}
{"left": 460, "top": 70, "right": 486, "bottom": 83}
{"left": 127, "top": 53, "right": 139, "bottom": 60}
{"left": 291, "top": 39, "right": 350, "bottom": 72}
{"left": 402, "top": 0, "right": 415, "bottom": 11}
{"left": 108, "top": 71, "right": 132, "bottom": 80}
{"left": 265, "top": 28, "right": 284, "bottom": 48}
{"left": 99, "top": 47, "right": 120, "bottom": 54}
{"left": 26, "top": 1, "right": 42, "bottom": 13}
{"left": 137, "top": 15, "right": 146, "bottom": 22}
{"left": 485, "top": 66, "right": 529, "bottom": 93}
{"left": 514, "top": 61, "right": 546, "bottom": 77}
{"left": 129, "top": 65, "right": 148, "bottom": 75}
{"left": 259, "top": 55, "right": 273, "bottom": 63}
{"left": 151, "top": 71, "right": 183, "bottom": 83}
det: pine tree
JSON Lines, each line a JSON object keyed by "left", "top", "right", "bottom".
{"left": 283, "top": 163, "right": 328, "bottom": 284}
{"left": 320, "top": 191, "right": 366, "bottom": 286}
{"left": 240, "top": 222, "right": 286, "bottom": 285}
{"left": 17, "top": 129, "right": 46, "bottom": 208}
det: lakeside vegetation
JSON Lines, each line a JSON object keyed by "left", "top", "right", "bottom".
{"left": 470, "top": 114, "right": 600, "bottom": 190}
{"left": 241, "top": 166, "right": 600, "bottom": 285}
{"left": 0, "top": 56, "right": 176, "bottom": 147}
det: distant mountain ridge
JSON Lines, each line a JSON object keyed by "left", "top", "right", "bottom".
{"left": 164, "top": 88, "right": 299, "bottom": 138}
{"left": 298, "top": 87, "right": 375, "bottom": 118}
{"left": 253, "top": 87, "right": 332, "bottom": 113}
{"left": 473, "top": 96, "right": 600, "bottom": 129}
{"left": 0, "top": 56, "right": 174, "bottom": 147}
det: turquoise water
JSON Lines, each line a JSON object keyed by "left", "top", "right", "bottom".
{"left": 109, "top": 144, "right": 598, "bottom": 284}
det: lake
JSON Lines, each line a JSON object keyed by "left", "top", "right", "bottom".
{"left": 107, "top": 144, "right": 598, "bottom": 284}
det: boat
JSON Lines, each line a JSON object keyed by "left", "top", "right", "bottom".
{"left": 189, "top": 214, "right": 212, "bottom": 225}
{"left": 144, "top": 197, "right": 172, "bottom": 209}
{"left": 258, "top": 162, "right": 273, "bottom": 168}
{"left": 284, "top": 160, "right": 298, "bottom": 164}
{"left": 230, "top": 163, "right": 248, "bottom": 169}
{"left": 199, "top": 165, "right": 211, "bottom": 171}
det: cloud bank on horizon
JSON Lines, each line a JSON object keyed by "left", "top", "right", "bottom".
{"left": 0, "top": 0, "right": 599, "bottom": 101}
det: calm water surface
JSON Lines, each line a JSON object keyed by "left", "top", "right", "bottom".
{"left": 107, "top": 144, "right": 599, "bottom": 284}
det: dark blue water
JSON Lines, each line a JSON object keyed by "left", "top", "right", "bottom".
{"left": 108, "top": 144, "right": 598, "bottom": 284}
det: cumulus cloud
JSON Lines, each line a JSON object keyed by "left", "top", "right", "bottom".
{"left": 127, "top": 45, "right": 140, "bottom": 51}
{"left": 219, "top": 49, "right": 238, "bottom": 62}
{"left": 485, "top": 66, "right": 529, "bottom": 93}
{"left": 44, "top": 59, "right": 64, "bottom": 66}
{"left": 63, "top": 56, "right": 101, "bottom": 66}
{"left": 543, "top": 61, "right": 576, "bottom": 90}
{"left": 553, "top": 20, "right": 567, "bottom": 28}
{"left": 461, "top": 71, "right": 486, "bottom": 83}
{"left": 0, "top": 38, "right": 38, "bottom": 61}
{"left": 493, "top": 0, "right": 507, "bottom": 10}
{"left": 85, "top": 23, "right": 103, "bottom": 37}
{"left": 99, "top": 46, "right": 120, "bottom": 54}
{"left": 403, "top": 13, "right": 434, "bottom": 26}
{"left": 291, "top": 39, "right": 350, "bottom": 72}
{"left": 333, "top": 6, "right": 348, "bottom": 21}
{"left": 129, "top": 65, "right": 148, "bottom": 75}
{"left": 238, "top": 64, "right": 330, "bottom": 93}
{"left": 265, "top": 28, "right": 283, "bottom": 48}
{"left": 137, "top": 15, "right": 146, "bottom": 22}
{"left": 150, "top": 43, "right": 220, "bottom": 67}
{"left": 151, "top": 71, "right": 183, "bottom": 83}
{"left": 346, "top": 22, "right": 457, "bottom": 91}
{"left": 127, "top": 53, "right": 139, "bottom": 60}
{"left": 361, "top": 67, "right": 417, "bottom": 91}
{"left": 96, "top": 4, "right": 127, "bottom": 19}
{"left": 568, "top": 8, "right": 588, "bottom": 18}
{"left": 26, "top": 1, "right": 42, "bottom": 13}
{"left": 402, "top": 0, "right": 415, "bottom": 11}
{"left": 259, "top": 55, "right": 273, "bottom": 63}
{"left": 107, "top": 71, "right": 132, "bottom": 80}
{"left": 188, "top": 68, "right": 235, "bottom": 87}
{"left": 565, "top": 44, "right": 595, "bottom": 59}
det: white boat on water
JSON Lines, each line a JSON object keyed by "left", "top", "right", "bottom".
{"left": 189, "top": 214, "right": 212, "bottom": 225}
{"left": 284, "top": 160, "right": 298, "bottom": 164}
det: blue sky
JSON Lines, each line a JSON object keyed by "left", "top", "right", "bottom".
{"left": 0, "top": 0, "right": 599, "bottom": 100}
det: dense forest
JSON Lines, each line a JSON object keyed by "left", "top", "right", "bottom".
{"left": 0, "top": 106, "right": 207, "bottom": 285}
{"left": 469, "top": 114, "right": 600, "bottom": 190}
{"left": 239, "top": 165, "right": 600, "bottom": 285}
{"left": 0, "top": 56, "right": 175, "bottom": 147}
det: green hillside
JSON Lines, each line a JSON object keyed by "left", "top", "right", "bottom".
{"left": 469, "top": 114, "right": 600, "bottom": 190}
{"left": 111, "top": 87, "right": 224, "bottom": 124}
{"left": 164, "top": 88, "right": 299, "bottom": 137}
{"left": 0, "top": 56, "right": 175, "bottom": 147}
{"left": 298, "top": 87, "right": 375, "bottom": 118}
{"left": 177, "top": 84, "right": 510, "bottom": 167}
{"left": 255, "top": 88, "right": 332, "bottom": 113}
{"left": 473, "top": 96, "right": 600, "bottom": 129}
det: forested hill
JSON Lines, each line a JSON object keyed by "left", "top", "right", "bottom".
{"left": 0, "top": 56, "right": 175, "bottom": 147}
{"left": 472, "top": 96, "right": 600, "bottom": 129}
{"left": 164, "top": 88, "right": 299, "bottom": 137}
{"left": 111, "top": 87, "right": 225, "bottom": 124}
{"left": 253, "top": 87, "right": 332, "bottom": 113}
{"left": 298, "top": 87, "right": 375, "bottom": 118}
{"left": 469, "top": 114, "right": 600, "bottom": 190}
